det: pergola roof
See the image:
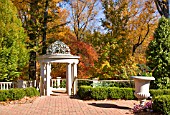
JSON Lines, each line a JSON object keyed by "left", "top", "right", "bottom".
{"left": 38, "top": 40, "right": 80, "bottom": 63}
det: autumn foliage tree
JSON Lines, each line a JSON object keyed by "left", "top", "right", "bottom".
{"left": 12, "top": 0, "right": 70, "bottom": 79}
{"left": 91, "top": 0, "right": 158, "bottom": 80}
{"left": 62, "top": 0, "right": 99, "bottom": 78}
{"left": 128, "top": 0, "right": 158, "bottom": 64}
{"left": 69, "top": 0, "right": 99, "bottom": 41}
{"left": 92, "top": 0, "right": 134, "bottom": 80}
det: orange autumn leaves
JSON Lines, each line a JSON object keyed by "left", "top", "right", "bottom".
{"left": 12, "top": 0, "right": 159, "bottom": 79}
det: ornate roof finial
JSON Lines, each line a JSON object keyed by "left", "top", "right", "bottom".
{"left": 46, "top": 41, "right": 70, "bottom": 55}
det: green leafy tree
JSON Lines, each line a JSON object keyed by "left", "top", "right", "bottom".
{"left": 0, "top": 0, "right": 29, "bottom": 81}
{"left": 146, "top": 17, "right": 170, "bottom": 89}
{"left": 92, "top": 0, "right": 135, "bottom": 80}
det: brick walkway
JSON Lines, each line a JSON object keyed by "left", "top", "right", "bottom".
{"left": 0, "top": 94, "right": 138, "bottom": 115}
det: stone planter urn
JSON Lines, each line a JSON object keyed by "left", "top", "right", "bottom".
{"left": 131, "top": 76, "right": 155, "bottom": 106}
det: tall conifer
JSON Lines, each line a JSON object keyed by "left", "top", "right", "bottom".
{"left": 0, "top": 0, "right": 29, "bottom": 81}
{"left": 146, "top": 17, "right": 170, "bottom": 89}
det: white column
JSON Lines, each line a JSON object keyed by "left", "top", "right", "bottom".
{"left": 46, "top": 62, "right": 52, "bottom": 96}
{"left": 40, "top": 62, "right": 45, "bottom": 96}
{"left": 73, "top": 62, "right": 78, "bottom": 95}
{"left": 67, "top": 63, "right": 72, "bottom": 95}
{"left": 57, "top": 77, "right": 61, "bottom": 88}
{"left": 66, "top": 64, "right": 68, "bottom": 93}
{"left": 71, "top": 64, "right": 74, "bottom": 93}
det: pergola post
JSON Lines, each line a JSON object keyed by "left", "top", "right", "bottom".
{"left": 40, "top": 62, "right": 45, "bottom": 96}
{"left": 67, "top": 63, "right": 72, "bottom": 95}
{"left": 73, "top": 62, "right": 78, "bottom": 95}
{"left": 46, "top": 62, "right": 51, "bottom": 96}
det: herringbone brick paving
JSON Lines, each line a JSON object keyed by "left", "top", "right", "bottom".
{"left": 0, "top": 94, "right": 138, "bottom": 115}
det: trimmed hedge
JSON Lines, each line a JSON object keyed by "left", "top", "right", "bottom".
{"left": 8, "top": 88, "right": 26, "bottom": 100}
{"left": 0, "top": 87, "right": 40, "bottom": 101}
{"left": 150, "top": 89, "right": 170, "bottom": 98}
{"left": 0, "top": 90, "right": 9, "bottom": 101}
{"left": 78, "top": 86, "right": 135, "bottom": 100}
{"left": 153, "top": 95, "right": 170, "bottom": 115}
{"left": 78, "top": 86, "right": 170, "bottom": 100}
{"left": 91, "top": 87, "right": 108, "bottom": 100}
{"left": 24, "top": 87, "right": 40, "bottom": 97}
{"left": 108, "top": 87, "right": 123, "bottom": 99}
{"left": 108, "top": 87, "right": 135, "bottom": 100}
{"left": 77, "top": 86, "right": 92, "bottom": 100}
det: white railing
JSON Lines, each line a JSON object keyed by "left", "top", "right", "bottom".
{"left": 0, "top": 80, "right": 37, "bottom": 90}
{"left": 0, "top": 82, "right": 14, "bottom": 90}
{"left": 17, "top": 80, "right": 36, "bottom": 88}
{"left": 77, "top": 79, "right": 134, "bottom": 88}
{"left": 50, "top": 78, "right": 133, "bottom": 89}
{"left": 0, "top": 78, "right": 133, "bottom": 91}
{"left": 51, "top": 77, "right": 66, "bottom": 88}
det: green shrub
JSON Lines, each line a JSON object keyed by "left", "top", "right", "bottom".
{"left": 0, "top": 87, "right": 39, "bottom": 101}
{"left": 114, "top": 81, "right": 134, "bottom": 88}
{"left": 153, "top": 95, "right": 170, "bottom": 115}
{"left": 77, "top": 86, "right": 135, "bottom": 100}
{"left": 150, "top": 89, "right": 170, "bottom": 98}
{"left": 108, "top": 87, "right": 135, "bottom": 100}
{"left": 150, "top": 89, "right": 164, "bottom": 98}
{"left": 8, "top": 88, "right": 25, "bottom": 100}
{"left": 60, "top": 80, "right": 66, "bottom": 88}
{"left": 0, "top": 90, "right": 9, "bottom": 101}
{"left": 77, "top": 86, "right": 92, "bottom": 100}
{"left": 25, "top": 87, "right": 40, "bottom": 97}
{"left": 91, "top": 87, "right": 108, "bottom": 100}
{"left": 121, "top": 88, "right": 135, "bottom": 100}
{"left": 108, "top": 87, "right": 123, "bottom": 99}
{"left": 78, "top": 80, "right": 93, "bottom": 87}
{"left": 164, "top": 89, "right": 170, "bottom": 95}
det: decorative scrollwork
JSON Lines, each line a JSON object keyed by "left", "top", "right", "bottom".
{"left": 46, "top": 41, "right": 70, "bottom": 55}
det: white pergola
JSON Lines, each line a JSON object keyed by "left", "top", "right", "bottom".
{"left": 38, "top": 41, "right": 80, "bottom": 96}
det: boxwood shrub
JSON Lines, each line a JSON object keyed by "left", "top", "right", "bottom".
{"left": 77, "top": 86, "right": 135, "bottom": 100}
{"left": 8, "top": 88, "right": 26, "bottom": 100}
{"left": 91, "top": 87, "right": 108, "bottom": 100}
{"left": 25, "top": 87, "right": 40, "bottom": 97}
{"left": 78, "top": 86, "right": 170, "bottom": 100}
{"left": 0, "top": 90, "right": 9, "bottom": 101}
{"left": 108, "top": 87, "right": 135, "bottom": 100}
{"left": 108, "top": 87, "right": 123, "bottom": 99}
{"left": 150, "top": 89, "right": 170, "bottom": 98}
{"left": 0, "top": 87, "right": 40, "bottom": 101}
{"left": 77, "top": 86, "right": 92, "bottom": 100}
{"left": 153, "top": 95, "right": 170, "bottom": 115}
{"left": 163, "top": 89, "right": 170, "bottom": 95}
{"left": 121, "top": 88, "right": 135, "bottom": 100}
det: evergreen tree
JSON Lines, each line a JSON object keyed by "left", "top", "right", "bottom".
{"left": 0, "top": 0, "right": 29, "bottom": 81}
{"left": 146, "top": 17, "right": 170, "bottom": 89}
